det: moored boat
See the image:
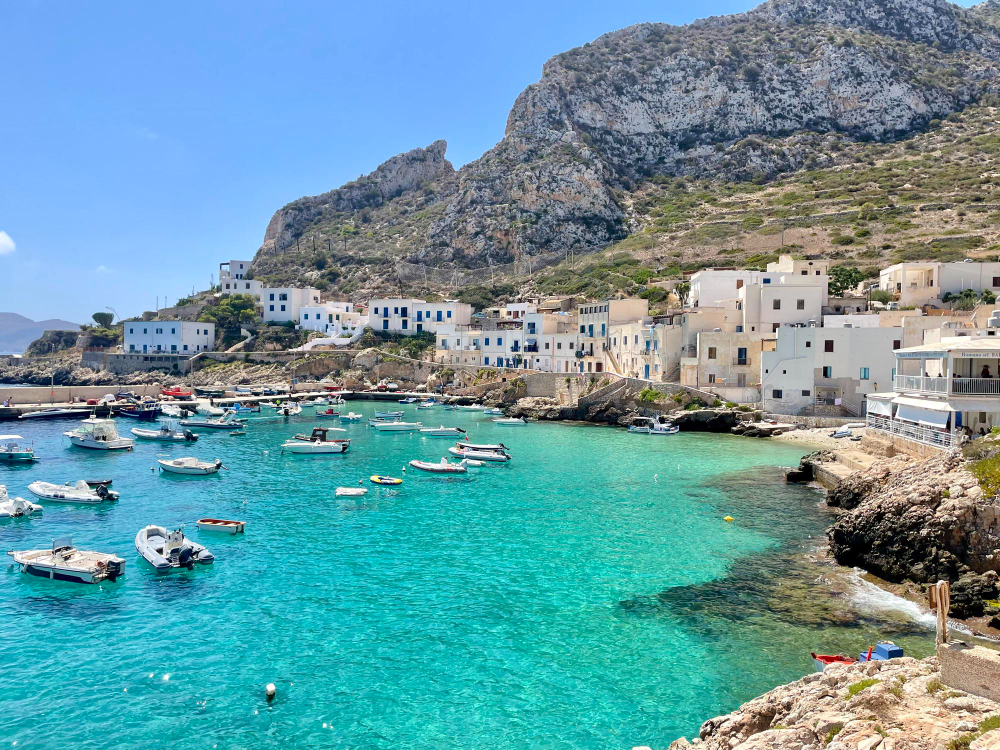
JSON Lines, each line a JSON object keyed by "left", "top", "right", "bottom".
{"left": 28, "top": 480, "right": 120, "bottom": 503}
{"left": 370, "top": 475, "right": 403, "bottom": 486}
{"left": 372, "top": 421, "right": 422, "bottom": 432}
{"left": 180, "top": 411, "right": 244, "bottom": 430}
{"left": 0, "top": 434, "right": 36, "bottom": 462}
{"left": 336, "top": 487, "right": 368, "bottom": 497}
{"left": 196, "top": 518, "right": 245, "bottom": 534}
{"left": 130, "top": 423, "right": 198, "bottom": 442}
{"left": 116, "top": 402, "right": 161, "bottom": 420}
{"left": 135, "top": 525, "right": 214, "bottom": 572}
{"left": 9, "top": 537, "right": 125, "bottom": 583}
{"left": 483, "top": 407, "right": 504, "bottom": 416}
{"left": 492, "top": 417, "right": 525, "bottom": 425}
{"left": 650, "top": 423, "right": 680, "bottom": 435}
{"left": 63, "top": 418, "right": 134, "bottom": 450}
{"left": 456, "top": 403, "right": 484, "bottom": 411}
{"left": 458, "top": 441, "right": 508, "bottom": 452}
{"left": 419, "top": 426, "right": 466, "bottom": 437}
{"left": 281, "top": 427, "right": 350, "bottom": 454}
{"left": 157, "top": 457, "right": 224, "bottom": 475}
{"left": 811, "top": 652, "right": 857, "bottom": 672}
{"left": 276, "top": 403, "right": 302, "bottom": 417}
{"left": 161, "top": 387, "right": 193, "bottom": 398}
{"left": 315, "top": 408, "right": 341, "bottom": 419}
{"left": 374, "top": 410, "right": 404, "bottom": 419}
{"left": 0, "top": 486, "right": 42, "bottom": 517}
{"left": 340, "top": 412, "right": 363, "bottom": 422}
{"left": 448, "top": 446, "right": 511, "bottom": 462}
{"left": 19, "top": 407, "right": 93, "bottom": 420}
{"left": 408, "top": 458, "right": 468, "bottom": 474}
{"left": 628, "top": 417, "right": 654, "bottom": 433}
{"left": 399, "top": 397, "right": 417, "bottom": 404}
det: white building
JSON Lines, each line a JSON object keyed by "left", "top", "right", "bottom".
{"left": 299, "top": 302, "right": 362, "bottom": 335}
{"left": 219, "top": 259, "right": 252, "bottom": 282}
{"left": 124, "top": 320, "right": 215, "bottom": 354}
{"left": 261, "top": 287, "right": 321, "bottom": 323}
{"left": 681, "top": 331, "right": 771, "bottom": 403}
{"left": 760, "top": 325, "right": 902, "bottom": 415}
{"left": 523, "top": 312, "right": 579, "bottom": 373}
{"left": 220, "top": 277, "right": 263, "bottom": 298}
{"left": 866, "top": 333, "right": 1000, "bottom": 452}
{"left": 879, "top": 261, "right": 1000, "bottom": 308}
{"left": 370, "top": 298, "right": 473, "bottom": 335}
{"left": 608, "top": 320, "right": 682, "bottom": 380}
{"left": 577, "top": 298, "right": 649, "bottom": 374}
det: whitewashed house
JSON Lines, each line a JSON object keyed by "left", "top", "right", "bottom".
{"left": 879, "top": 261, "right": 1000, "bottom": 308}
{"left": 299, "top": 302, "right": 361, "bottom": 335}
{"left": 125, "top": 321, "right": 215, "bottom": 354}
{"left": 370, "top": 298, "right": 473, "bottom": 335}
{"left": 261, "top": 287, "right": 321, "bottom": 323}
{"left": 219, "top": 259, "right": 252, "bottom": 281}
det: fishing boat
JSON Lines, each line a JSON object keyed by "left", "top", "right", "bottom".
{"left": 316, "top": 408, "right": 341, "bottom": 419}
{"left": 28, "top": 480, "right": 119, "bottom": 503}
{"left": 0, "top": 486, "right": 42, "bottom": 517}
{"left": 448, "top": 446, "right": 511, "bottom": 463}
{"left": 483, "top": 407, "right": 504, "bottom": 416}
{"left": 336, "top": 487, "right": 368, "bottom": 497}
{"left": 399, "top": 397, "right": 418, "bottom": 404}
{"left": 135, "top": 525, "right": 214, "bottom": 572}
{"left": 417, "top": 402, "right": 435, "bottom": 410}
{"left": 116, "top": 402, "right": 161, "bottom": 420}
{"left": 9, "top": 537, "right": 125, "bottom": 583}
{"left": 374, "top": 410, "right": 404, "bottom": 419}
{"left": 161, "top": 387, "right": 193, "bottom": 398}
{"left": 196, "top": 518, "right": 245, "bottom": 535}
{"left": 157, "top": 457, "right": 224, "bottom": 475}
{"left": 492, "top": 417, "right": 525, "bottom": 425}
{"left": 180, "top": 411, "right": 244, "bottom": 430}
{"left": 650, "top": 422, "right": 680, "bottom": 435}
{"left": 456, "top": 404, "right": 484, "bottom": 411}
{"left": 130, "top": 423, "right": 198, "bottom": 442}
{"left": 340, "top": 412, "right": 363, "bottom": 422}
{"left": 194, "top": 386, "right": 226, "bottom": 398}
{"left": 811, "top": 652, "right": 857, "bottom": 672}
{"left": 408, "top": 458, "right": 468, "bottom": 474}
{"left": 0, "top": 434, "right": 36, "bottom": 462}
{"left": 19, "top": 407, "right": 92, "bottom": 420}
{"left": 372, "top": 421, "right": 422, "bottom": 432}
{"left": 628, "top": 417, "right": 654, "bottom": 433}
{"left": 458, "top": 441, "right": 508, "bottom": 452}
{"left": 370, "top": 475, "right": 403, "bottom": 486}
{"left": 63, "top": 418, "right": 134, "bottom": 450}
{"left": 419, "top": 426, "right": 466, "bottom": 437}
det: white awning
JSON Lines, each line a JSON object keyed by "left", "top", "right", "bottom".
{"left": 896, "top": 403, "right": 951, "bottom": 428}
{"left": 891, "top": 396, "right": 954, "bottom": 412}
{"left": 0, "top": 435, "right": 24, "bottom": 441}
{"left": 867, "top": 400, "right": 892, "bottom": 417}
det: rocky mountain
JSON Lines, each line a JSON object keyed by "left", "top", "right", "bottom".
{"left": 0, "top": 313, "right": 79, "bottom": 355}
{"left": 251, "top": 0, "right": 1000, "bottom": 295}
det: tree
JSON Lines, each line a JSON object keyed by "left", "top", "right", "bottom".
{"left": 198, "top": 293, "right": 259, "bottom": 332}
{"left": 828, "top": 265, "right": 865, "bottom": 297}
{"left": 983, "top": 290, "right": 997, "bottom": 305}
{"left": 869, "top": 289, "right": 892, "bottom": 304}
{"left": 674, "top": 281, "right": 691, "bottom": 306}
{"left": 91, "top": 311, "right": 114, "bottom": 328}
{"left": 339, "top": 224, "right": 358, "bottom": 252}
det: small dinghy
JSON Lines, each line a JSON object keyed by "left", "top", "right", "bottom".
{"left": 196, "top": 518, "right": 245, "bottom": 535}
{"left": 448, "top": 446, "right": 511, "bottom": 463}
{"left": 180, "top": 411, "right": 244, "bottom": 430}
{"left": 408, "top": 458, "right": 468, "bottom": 474}
{"left": 340, "top": 412, "right": 363, "bottom": 422}
{"left": 420, "top": 426, "right": 466, "bottom": 437}
{"left": 0, "top": 435, "right": 37, "bottom": 462}
{"left": 416, "top": 402, "right": 435, "bottom": 410}
{"left": 459, "top": 441, "right": 507, "bottom": 452}
{"left": 370, "top": 475, "right": 403, "bottom": 486}
{"left": 29, "top": 480, "right": 119, "bottom": 503}
{"left": 811, "top": 652, "right": 857, "bottom": 672}
{"left": 135, "top": 525, "right": 214, "bottom": 572}
{"left": 315, "top": 408, "right": 341, "bottom": 419}
{"left": 9, "top": 537, "right": 125, "bottom": 583}
{"left": 131, "top": 424, "right": 198, "bottom": 442}
{"left": 336, "top": 487, "right": 368, "bottom": 497}
{"left": 492, "top": 417, "right": 525, "bottom": 425}
{"left": 158, "top": 457, "right": 224, "bottom": 475}
{"left": 374, "top": 410, "right": 404, "bottom": 419}
{"left": 196, "top": 403, "right": 225, "bottom": 417}
{"left": 0, "top": 486, "right": 42, "bottom": 517}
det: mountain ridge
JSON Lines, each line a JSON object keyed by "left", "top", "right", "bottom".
{"left": 0, "top": 313, "right": 80, "bottom": 355}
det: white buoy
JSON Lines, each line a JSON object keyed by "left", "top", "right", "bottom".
{"left": 654, "top": 474, "right": 658, "bottom": 482}
{"left": 266, "top": 683, "right": 276, "bottom": 701}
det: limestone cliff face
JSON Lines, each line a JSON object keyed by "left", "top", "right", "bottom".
{"left": 252, "top": 0, "right": 1000, "bottom": 281}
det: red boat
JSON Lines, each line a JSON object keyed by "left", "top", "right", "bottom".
{"left": 161, "top": 387, "right": 193, "bottom": 398}
{"left": 811, "top": 652, "right": 857, "bottom": 671}
{"left": 315, "top": 409, "right": 341, "bottom": 419}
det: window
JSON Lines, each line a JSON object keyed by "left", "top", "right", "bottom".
{"left": 708, "top": 347, "right": 717, "bottom": 360}
{"left": 269, "top": 305, "right": 274, "bottom": 312}
{"left": 446, "top": 311, "right": 452, "bottom": 319}
{"left": 485, "top": 338, "right": 490, "bottom": 346}
{"left": 279, "top": 293, "right": 288, "bottom": 301}
{"left": 824, "top": 340, "right": 834, "bottom": 353}
{"left": 269, "top": 293, "right": 274, "bottom": 301}
{"left": 402, "top": 320, "right": 408, "bottom": 330}
{"left": 373, "top": 307, "right": 379, "bottom": 315}
{"left": 763, "top": 278, "right": 771, "bottom": 284}
{"left": 801, "top": 270, "right": 807, "bottom": 276}
{"left": 280, "top": 305, "right": 286, "bottom": 312}
{"left": 544, "top": 342, "right": 550, "bottom": 350}
{"left": 129, "top": 344, "right": 135, "bottom": 352}
{"left": 993, "top": 277, "right": 1000, "bottom": 286}
{"left": 580, "top": 325, "right": 585, "bottom": 333}
{"left": 170, "top": 344, "right": 177, "bottom": 352}
{"left": 805, "top": 341, "right": 812, "bottom": 348}
{"left": 128, "top": 328, "right": 133, "bottom": 334}
{"left": 171, "top": 328, "right": 176, "bottom": 334}
{"left": 822, "top": 366, "right": 832, "bottom": 378}
{"left": 394, "top": 306, "right": 399, "bottom": 314}
{"left": 497, "top": 338, "right": 502, "bottom": 346}
{"left": 708, "top": 374, "right": 717, "bottom": 384}
{"left": 772, "top": 389, "right": 783, "bottom": 399}
{"left": 736, "top": 325, "right": 743, "bottom": 333}
{"left": 245, "top": 283, "right": 250, "bottom": 290}
{"left": 484, "top": 357, "right": 489, "bottom": 365}
{"left": 557, "top": 342, "right": 562, "bottom": 350}
{"left": 801, "top": 390, "right": 810, "bottom": 397}
{"left": 773, "top": 299, "right": 781, "bottom": 310}
{"left": 893, "top": 340, "right": 900, "bottom": 350}
{"left": 155, "top": 328, "right": 162, "bottom": 334}
{"left": 860, "top": 367, "right": 870, "bottom": 380}
{"left": 796, "top": 299, "right": 805, "bottom": 310}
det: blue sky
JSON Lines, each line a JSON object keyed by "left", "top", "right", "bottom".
{"left": 0, "top": 0, "right": 982, "bottom": 323}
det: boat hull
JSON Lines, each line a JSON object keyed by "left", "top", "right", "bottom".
{"left": 0, "top": 451, "right": 36, "bottom": 462}
{"left": 281, "top": 442, "right": 349, "bottom": 454}
{"left": 158, "top": 461, "right": 220, "bottom": 475}
{"left": 408, "top": 460, "right": 467, "bottom": 474}
{"left": 196, "top": 519, "right": 245, "bottom": 534}
{"left": 66, "top": 435, "right": 134, "bottom": 450}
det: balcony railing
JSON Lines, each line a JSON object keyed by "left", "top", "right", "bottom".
{"left": 952, "top": 378, "right": 1000, "bottom": 395}
{"left": 895, "top": 375, "right": 1000, "bottom": 396}
{"left": 524, "top": 344, "right": 539, "bottom": 353}
{"left": 867, "top": 414, "right": 956, "bottom": 449}
{"left": 732, "top": 358, "right": 749, "bottom": 366}
{"left": 894, "top": 375, "right": 947, "bottom": 394}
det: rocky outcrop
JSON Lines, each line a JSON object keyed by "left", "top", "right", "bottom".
{"left": 507, "top": 396, "right": 578, "bottom": 421}
{"left": 826, "top": 451, "right": 1000, "bottom": 611}
{"left": 669, "top": 656, "right": 1000, "bottom": 750}
{"left": 672, "top": 408, "right": 740, "bottom": 432}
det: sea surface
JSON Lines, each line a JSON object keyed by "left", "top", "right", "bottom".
{"left": 0, "top": 405, "right": 935, "bottom": 749}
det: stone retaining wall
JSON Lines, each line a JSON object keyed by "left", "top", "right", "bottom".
{"left": 763, "top": 413, "right": 858, "bottom": 428}
{"left": 939, "top": 642, "right": 1000, "bottom": 702}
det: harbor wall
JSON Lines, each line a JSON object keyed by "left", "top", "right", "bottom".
{"left": 0, "top": 384, "right": 163, "bottom": 405}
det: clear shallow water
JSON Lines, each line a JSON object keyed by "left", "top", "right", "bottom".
{"left": 0, "top": 407, "right": 934, "bottom": 748}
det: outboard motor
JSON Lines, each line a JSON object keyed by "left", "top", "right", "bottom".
{"left": 178, "top": 546, "right": 195, "bottom": 570}
{"left": 94, "top": 484, "right": 109, "bottom": 500}
{"left": 184, "top": 429, "right": 197, "bottom": 442}
{"left": 106, "top": 559, "right": 124, "bottom": 582}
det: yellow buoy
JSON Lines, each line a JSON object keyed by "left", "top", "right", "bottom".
{"left": 724, "top": 516, "right": 734, "bottom": 523}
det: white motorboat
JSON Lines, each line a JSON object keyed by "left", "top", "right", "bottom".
{"left": 180, "top": 411, "right": 244, "bottom": 430}
{"left": 492, "top": 417, "right": 525, "bottom": 425}
{"left": 340, "top": 412, "right": 363, "bottom": 422}
{"left": 196, "top": 403, "right": 225, "bottom": 417}
{"left": 19, "top": 407, "right": 92, "bottom": 420}
{"left": 281, "top": 427, "right": 350, "bottom": 454}
{"left": 483, "top": 408, "right": 504, "bottom": 416}
{"left": 160, "top": 404, "right": 185, "bottom": 418}
{"left": 372, "top": 421, "right": 422, "bottom": 432}
{"left": 458, "top": 441, "right": 508, "bottom": 452}
{"left": 276, "top": 403, "right": 302, "bottom": 417}
{"left": 448, "top": 446, "right": 511, "bottom": 463}
{"left": 456, "top": 404, "right": 484, "bottom": 411}
{"left": 650, "top": 423, "right": 680, "bottom": 435}
{"left": 157, "top": 457, "right": 224, "bottom": 475}
{"left": 135, "top": 525, "right": 214, "bottom": 572}
{"left": 9, "top": 537, "right": 125, "bottom": 583}
{"left": 628, "top": 417, "right": 654, "bottom": 433}
{"left": 408, "top": 458, "right": 469, "bottom": 474}
{"left": 374, "top": 410, "right": 404, "bottom": 419}
{"left": 416, "top": 402, "right": 436, "bottom": 410}
{"left": 28, "top": 480, "right": 119, "bottom": 503}
{"left": 0, "top": 486, "right": 42, "bottom": 517}
{"left": 196, "top": 518, "right": 245, "bottom": 534}
{"left": 0, "top": 434, "right": 36, "bottom": 462}
{"left": 336, "top": 487, "right": 368, "bottom": 497}
{"left": 131, "top": 423, "right": 198, "bottom": 442}
{"left": 419, "top": 426, "right": 467, "bottom": 437}
{"left": 63, "top": 418, "right": 134, "bottom": 450}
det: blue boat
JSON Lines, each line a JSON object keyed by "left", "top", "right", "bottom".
{"left": 116, "top": 403, "right": 161, "bottom": 421}
{"left": 375, "top": 410, "right": 404, "bottom": 419}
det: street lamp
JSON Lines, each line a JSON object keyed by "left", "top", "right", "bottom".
{"left": 106, "top": 306, "right": 119, "bottom": 324}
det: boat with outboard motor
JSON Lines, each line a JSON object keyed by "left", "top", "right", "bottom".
{"left": 9, "top": 537, "right": 125, "bottom": 583}
{"left": 399, "top": 397, "right": 417, "bottom": 404}
{"left": 374, "top": 410, "right": 404, "bottom": 419}
{"left": 135, "top": 525, "right": 214, "bottom": 572}
{"left": 28, "top": 480, "right": 120, "bottom": 503}
{"left": 227, "top": 402, "right": 261, "bottom": 415}
{"left": 159, "top": 403, "right": 186, "bottom": 418}
{"left": 483, "top": 407, "right": 504, "bottom": 416}
{"left": 116, "top": 402, "right": 161, "bottom": 420}
{"left": 315, "top": 408, "right": 341, "bottom": 419}
{"left": 448, "top": 446, "right": 511, "bottom": 463}
{"left": 456, "top": 404, "right": 484, "bottom": 411}
{"left": 0, "top": 486, "right": 42, "bottom": 517}
{"left": 130, "top": 423, "right": 198, "bottom": 442}
{"left": 0, "top": 434, "right": 36, "bottom": 462}
{"left": 458, "top": 441, "right": 508, "bottom": 452}
{"left": 157, "top": 457, "right": 224, "bottom": 475}
{"left": 492, "top": 417, "right": 525, "bottom": 425}
{"left": 408, "top": 458, "right": 469, "bottom": 474}
{"left": 275, "top": 403, "right": 302, "bottom": 417}
{"left": 180, "top": 411, "right": 244, "bottom": 430}
{"left": 63, "top": 418, "right": 134, "bottom": 450}
{"left": 340, "top": 412, "right": 363, "bottom": 422}
{"left": 336, "top": 487, "right": 368, "bottom": 497}
{"left": 419, "top": 426, "right": 466, "bottom": 437}
{"left": 649, "top": 422, "right": 680, "bottom": 435}
{"left": 19, "top": 407, "right": 93, "bottom": 420}
{"left": 196, "top": 402, "right": 225, "bottom": 417}
{"left": 372, "top": 421, "right": 422, "bottom": 432}
{"left": 282, "top": 427, "right": 351, "bottom": 454}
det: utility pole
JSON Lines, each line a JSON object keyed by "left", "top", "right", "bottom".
{"left": 312, "top": 235, "right": 316, "bottom": 254}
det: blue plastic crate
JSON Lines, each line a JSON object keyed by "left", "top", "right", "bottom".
{"left": 875, "top": 642, "right": 903, "bottom": 660}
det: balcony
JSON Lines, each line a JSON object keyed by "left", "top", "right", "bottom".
{"left": 867, "top": 414, "right": 956, "bottom": 450}
{"left": 894, "top": 375, "right": 1000, "bottom": 396}
{"left": 524, "top": 344, "right": 539, "bottom": 353}
{"left": 732, "top": 358, "right": 749, "bottom": 366}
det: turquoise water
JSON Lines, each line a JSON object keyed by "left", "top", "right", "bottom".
{"left": 0, "top": 407, "right": 934, "bottom": 748}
